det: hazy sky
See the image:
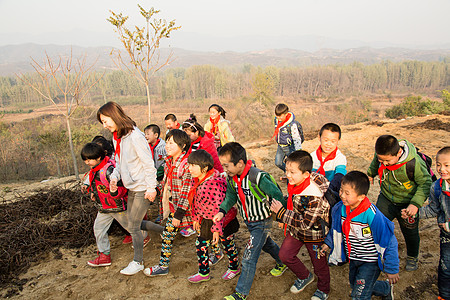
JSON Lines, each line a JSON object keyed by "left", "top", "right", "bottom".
{"left": 0, "top": 0, "right": 449, "bottom": 51}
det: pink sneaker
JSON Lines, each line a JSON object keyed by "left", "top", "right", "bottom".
{"left": 222, "top": 268, "right": 241, "bottom": 280}
{"left": 187, "top": 272, "right": 210, "bottom": 283}
{"left": 180, "top": 226, "right": 196, "bottom": 237}
{"left": 122, "top": 235, "right": 132, "bottom": 244}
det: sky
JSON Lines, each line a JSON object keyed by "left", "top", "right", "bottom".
{"left": 0, "top": 0, "right": 449, "bottom": 52}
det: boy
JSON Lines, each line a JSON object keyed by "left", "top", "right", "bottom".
{"left": 367, "top": 135, "right": 432, "bottom": 271}
{"left": 413, "top": 146, "right": 450, "bottom": 300}
{"left": 321, "top": 171, "right": 399, "bottom": 300}
{"left": 270, "top": 150, "right": 331, "bottom": 300}
{"left": 164, "top": 113, "right": 181, "bottom": 135}
{"left": 144, "top": 124, "right": 167, "bottom": 182}
{"left": 213, "top": 142, "right": 287, "bottom": 300}
{"left": 311, "top": 123, "right": 347, "bottom": 201}
{"left": 271, "top": 103, "right": 304, "bottom": 175}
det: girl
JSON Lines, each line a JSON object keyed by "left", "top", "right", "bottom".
{"left": 144, "top": 129, "right": 192, "bottom": 276}
{"left": 97, "top": 101, "right": 161, "bottom": 276}
{"left": 186, "top": 150, "right": 240, "bottom": 283}
{"left": 204, "top": 104, "right": 235, "bottom": 149}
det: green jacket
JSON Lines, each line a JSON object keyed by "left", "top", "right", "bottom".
{"left": 367, "top": 139, "right": 432, "bottom": 208}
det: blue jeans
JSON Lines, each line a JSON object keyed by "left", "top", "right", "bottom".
{"left": 275, "top": 144, "right": 295, "bottom": 172}
{"left": 439, "top": 231, "right": 450, "bottom": 299}
{"left": 349, "top": 260, "right": 390, "bottom": 300}
{"left": 235, "top": 218, "right": 283, "bottom": 296}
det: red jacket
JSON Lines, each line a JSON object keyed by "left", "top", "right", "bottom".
{"left": 199, "top": 132, "right": 224, "bottom": 172}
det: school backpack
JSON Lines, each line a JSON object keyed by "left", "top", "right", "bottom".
{"left": 406, "top": 149, "right": 437, "bottom": 182}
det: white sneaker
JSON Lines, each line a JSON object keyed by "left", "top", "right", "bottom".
{"left": 120, "top": 260, "right": 144, "bottom": 275}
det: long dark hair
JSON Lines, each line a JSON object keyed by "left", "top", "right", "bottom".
{"left": 209, "top": 104, "right": 226, "bottom": 118}
{"left": 97, "top": 102, "right": 136, "bottom": 138}
{"left": 182, "top": 114, "right": 205, "bottom": 137}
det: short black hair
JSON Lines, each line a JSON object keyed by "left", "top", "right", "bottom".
{"left": 437, "top": 146, "right": 450, "bottom": 157}
{"left": 286, "top": 150, "right": 313, "bottom": 173}
{"left": 81, "top": 142, "right": 105, "bottom": 161}
{"left": 209, "top": 104, "right": 226, "bottom": 118}
{"left": 182, "top": 114, "right": 205, "bottom": 137}
{"left": 91, "top": 135, "right": 114, "bottom": 157}
{"left": 164, "top": 113, "right": 177, "bottom": 121}
{"left": 187, "top": 149, "right": 214, "bottom": 172}
{"left": 275, "top": 103, "right": 289, "bottom": 116}
{"left": 319, "top": 123, "right": 342, "bottom": 139}
{"left": 144, "top": 124, "right": 161, "bottom": 138}
{"left": 341, "top": 171, "right": 370, "bottom": 196}
{"left": 218, "top": 142, "right": 247, "bottom": 165}
{"left": 375, "top": 135, "right": 400, "bottom": 156}
{"left": 165, "top": 129, "right": 191, "bottom": 152}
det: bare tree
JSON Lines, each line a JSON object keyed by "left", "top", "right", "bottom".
{"left": 17, "top": 50, "right": 103, "bottom": 179}
{"left": 107, "top": 5, "right": 180, "bottom": 123}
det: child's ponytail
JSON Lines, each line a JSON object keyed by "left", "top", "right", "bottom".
{"left": 182, "top": 114, "right": 205, "bottom": 137}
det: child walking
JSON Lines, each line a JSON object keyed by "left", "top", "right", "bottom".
{"left": 144, "top": 129, "right": 193, "bottom": 276}
{"left": 97, "top": 101, "right": 160, "bottom": 275}
{"left": 367, "top": 135, "right": 432, "bottom": 271}
{"left": 270, "top": 150, "right": 331, "bottom": 300}
{"left": 186, "top": 150, "right": 240, "bottom": 283}
{"left": 321, "top": 171, "right": 399, "bottom": 300}
{"left": 213, "top": 142, "right": 287, "bottom": 300}
{"left": 204, "top": 104, "right": 236, "bottom": 149}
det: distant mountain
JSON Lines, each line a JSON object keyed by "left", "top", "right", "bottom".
{"left": 0, "top": 43, "right": 449, "bottom": 76}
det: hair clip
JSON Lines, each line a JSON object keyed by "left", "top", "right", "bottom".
{"left": 183, "top": 121, "right": 197, "bottom": 131}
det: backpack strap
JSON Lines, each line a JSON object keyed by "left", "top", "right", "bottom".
{"left": 406, "top": 157, "right": 416, "bottom": 182}
{"left": 99, "top": 162, "right": 113, "bottom": 188}
{"left": 434, "top": 179, "right": 442, "bottom": 199}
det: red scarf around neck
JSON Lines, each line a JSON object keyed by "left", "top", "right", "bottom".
{"left": 316, "top": 146, "right": 338, "bottom": 175}
{"left": 232, "top": 160, "right": 253, "bottom": 220}
{"left": 187, "top": 169, "right": 215, "bottom": 207}
{"left": 270, "top": 112, "right": 292, "bottom": 140}
{"left": 209, "top": 116, "right": 220, "bottom": 135}
{"left": 188, "top": 136, "right": 202, "bottom": 155}
{"left": 284, "top": 175, "right": 311, "bottom": 235}
{"left": 88, "top": 156, "right": 109, "bottom": 192}
{"left": 440, "top": 179, "right": 450, "bottom": 197}
{"left": 149, "top": 138, "right": 160, "bottom": 159}
{"left": 377, "top": 161, "right": 407, "bottom": 185}
{"left": 113, "top": 131, "right": 121, "bottom": 162}
{"left": 343, "top": 197, "right": 371, "bottom": 256}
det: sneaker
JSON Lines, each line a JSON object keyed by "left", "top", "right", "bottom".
{"left": 187, "top": 272, "right": 210, "bottom": 283}
{"left": 143, "top": 264, "right": 169, "bottom": 277}
{"left": 120, "top": 260, "right": 144, "bottom": 275}
{"left": 222, "top": 268, "right": 241, "bottom": 280}
{"left": 405, "top": 256, "right": 418, "bottom": 271}
{"left": 270, "top": 263, "right": 288, "bottom": 277}
{"left": 87, "top": 252, "right": 111, "bottom": 267}
{"left": 180, "top": 226, "right": 196, "bottom": 237}
{"left": 311, "top": 289, "right": 329, "bottom": 300}
{"left": 209, "top": 251, "right": 224, "bottom": 266}
{"left": 290, "top": 272, "right": 314, "bottom": 294}
{"left": 122, "top": 235, "right": 132, "bottom": 244}
{"left": 224, "top": 292, "right": 247, "bottom": 300}
{"left": 382, "top": 280, "right": 394, "bottom": 300}
{"left": 131, "top": 235, "right": 151, "bottom": 249}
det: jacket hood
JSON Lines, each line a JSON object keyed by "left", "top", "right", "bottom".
{"left": 397, "top": 139, "right": 417, "bottom": 163}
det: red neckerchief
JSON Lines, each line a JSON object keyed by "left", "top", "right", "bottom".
{"left": 209, "top": 116, "right": 220, "bottom": 135}
{"left": 174, "top": 123, "right": 180, "bottom": 129}
{"left": 377, "top": 161, "right": 407, "bottom": 185}
{"left": 270, "top": 112, "right": 292, "bottom": 140}
{"left": 316, "top": 146, "right": 338, "bottom": 175}
{"left": 113, "top": 131, "right": 121, "bottom": 162}
{"left": 284, "top": 175, "right": 311, "bottom": 235}
{"left": 232, "top": 160, "right": 253, "bottom": 220}
{"left": 149, "top": 138, "right": 160, "bottom": 159}
{"left": 343, "top": 197, "right": 371, "bottom": 256}
{"left": 88, "top": 156, "right": 109, "bottom": 192}
{"left": 187, "top": 136, "right": 202, "bottom": 155}
{"left": 187, "top": 169, "right": 215, "bottom": 207}
{"left": 440, "top": 179, "right": 450, "bottom": 197}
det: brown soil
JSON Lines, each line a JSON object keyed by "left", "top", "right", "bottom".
{"left": 2, "top": 114, "right": 448, "bottom": 300}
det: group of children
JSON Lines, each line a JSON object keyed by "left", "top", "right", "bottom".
{"left": 81, "top": 101, "right": 449, "bottom": 300}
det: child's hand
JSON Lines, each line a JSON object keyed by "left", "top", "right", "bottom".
{"left": 212, "top": 232, "right": 220, "bottom": 245}
{"left": 90, "top": 193, "right": 95, "bottom": 201}
{"left": 400, "top": 209, "right": 409, "bottom": 219}
{"left": 193, "top": 221, "right": 200, "bottom": 232}
{"left": 439, "top": 223, "right": 450, "bottom": 232}
{"left": 278, "top": 222, "right": 284, "bottom": 229}
{"left": 110, "top": 179, "right": 118, "bottom": 193}
{"left": 368, "top": 176, "right": 374, "bottom": 185}
{"left": 81, "top": 184, "right": 88, "bottom": 193}
{"left": 145, "top": 190, "right": 157, "bottom": 202}
{"left": 319, "top": 244, "right": 330, "bottom": 257}
{"left": 213, "top": 212, "right": 224, "bottom": 223}
{"left": 270, "top": 199, "right": 283, "bottom": 213}
{"left": 172, "top": 217, "right": 181, "bottom": 227}
{"left": 386, "top": 273, "right": 399, "bottom": 284}
{"left": 403, "top": 204, "right": 418, "bottom": 217}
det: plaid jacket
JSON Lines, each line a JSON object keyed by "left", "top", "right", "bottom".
{"left": 275, "top": 172, "right": 330, "bottom": 242}
{"left": 163, "top": 152, "right": 192, "bottom": 227}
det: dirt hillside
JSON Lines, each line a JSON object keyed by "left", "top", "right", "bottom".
{"left": 1, "top": 113, "right": 448, "bottom": 300}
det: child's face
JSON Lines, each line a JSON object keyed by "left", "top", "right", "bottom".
{"left": 99, "top": 114, "right": 118, "bottom": 133}
{"left": 219, "top": 154, "right": 244, "bottom": 177}
{"left": 184, "top": 128, "right": 199, "bottom": 142}
{"left": 165, "top": 136, "right": 183, "bottom": 158}
{"left": 276, "top": 113, "right": 288, "bottom": 123}
{"left": 165, "top": 119, "right": 178, "bottom": 130}
{"left": 340, "top": 183, "right": 365, "bottom": 210}
{"left": 145, "top": 129, "right": 158, "bottom": 145}
{"left": 188, "top": 164, "right": 208, "bottom": 179}
{"left": 285, "top": 161, "right": 310, "bottom": 186}
{"left": 377, "top": 151, "right": 401, "bottom": 166}
{"left": 84, "top": 157, "right": 102, "bottom": 168}
{"left": 209, "top": 107, "right": 220, "bottom": 119}
{"left": 319, "top": 129, "right": 340, "bottom": 156}
{"left": 436, "top": 153, "right": 450, "bottom": 182}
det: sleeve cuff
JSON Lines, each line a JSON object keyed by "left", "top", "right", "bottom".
{"left": 174, "top": 208, "right": 186, "bottom": 221}
{"left": 276, "top": 207, "right": 287, "bottom": 222}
